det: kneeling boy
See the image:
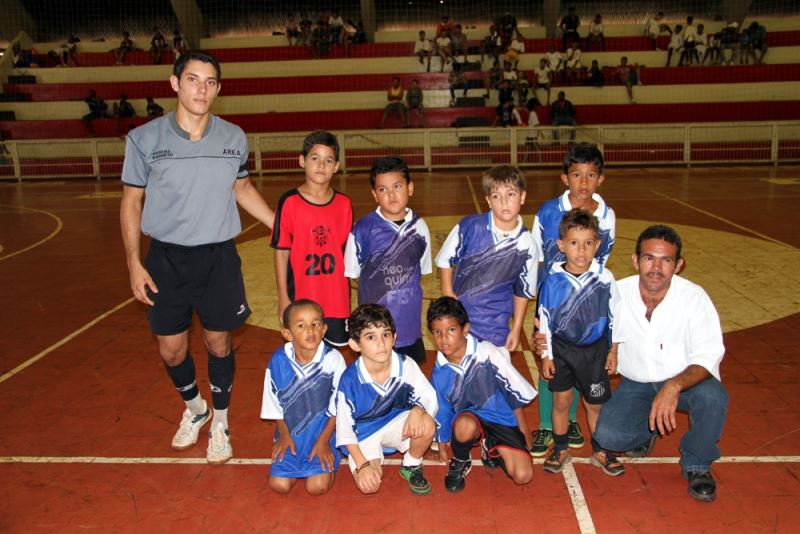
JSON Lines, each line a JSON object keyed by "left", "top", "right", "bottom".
{"left": 261, "top": 299, "right": 347, "bottom": 494}
{"left": 336, "top": 303, "right": 438, "bottom": 495}
{"left": 428, "top": 296, "right": 537, "bottom": 492}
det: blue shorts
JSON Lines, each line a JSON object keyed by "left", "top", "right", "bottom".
{"left": 270, "top": 437, "right": 342, "bottom": 479}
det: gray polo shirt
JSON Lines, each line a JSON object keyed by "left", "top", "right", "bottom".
{"left": 121, "top": 112, "right": 249, "bottom": 246}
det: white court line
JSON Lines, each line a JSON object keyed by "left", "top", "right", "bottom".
{"left": 0, "top": 204, "right": 63, "bottom": 262}
{"left": 562, "top": 462, "right": 596, "bottom": 534}
{"left": 465, "top": 175, "right": 483, "bottom": 214}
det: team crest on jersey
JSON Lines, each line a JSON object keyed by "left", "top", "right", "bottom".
{"left": 312, "top": 225, "right": 330, "bottom": 247}
{"left": 590, "top": 383, "right": 606, "bottom": 398}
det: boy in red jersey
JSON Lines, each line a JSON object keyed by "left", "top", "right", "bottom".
{"left": 272, "top": 131, "right": 353, "bottom": 347}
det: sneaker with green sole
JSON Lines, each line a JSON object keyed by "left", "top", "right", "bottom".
{"left": 530, "top": 429, "right": 553, "bottom": 457}
{"left": 399, "top": 464, "right": 432, "bottom": 495}
{"left": 567, "top": 420, "right": 585, "bottom": 448}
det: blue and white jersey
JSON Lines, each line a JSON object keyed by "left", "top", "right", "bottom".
{"left": 435, "top": 212, "right": 538, "bottom": 347}
{"left": 261, "top": 342, "right": 347, "bottom": 478}
{"left": 335, "top": 351, "right": 438, "bottom": 451}
{"left": 538, "top": 260, "right": 621, "bottom": 359}
{"left": 532, "top": 191, "right": 615, "bottom": 289}
{"left": 344, "top": 207, "right": 432, "bottom": 347}
{"left": 432, "top": 334, "right": 537, "bottom": 443}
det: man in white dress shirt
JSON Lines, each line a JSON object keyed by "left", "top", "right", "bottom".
{"left": 591, "top": 225, "right": 728, "bottom": 502}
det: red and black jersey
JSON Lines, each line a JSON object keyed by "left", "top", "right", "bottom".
{"left": 271, "top": 189, "right": 353, "bottom": 319}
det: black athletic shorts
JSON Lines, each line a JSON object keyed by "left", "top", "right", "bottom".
{"left": 395, "top": 337, "right": 426, "bottom": 364}
{"left": 145, "top": 239, "right": 251, "bottom": 336}
{"left": 462, "top": 412, "right": 529, "bottom": 458}
{"left": 324, "top": 317, "right": 349, "bottom": 347}
{"left": 548, "top": 335, "right": 611, "bottom": 404}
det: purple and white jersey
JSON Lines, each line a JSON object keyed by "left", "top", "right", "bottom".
{"left": 345, "top": 208, "right": 432, "bottom": 347}
{"left": 435, "top": 212, "right": 538, "bottom": 346}
{"left": 532, "top": 191, "right": 615, "bottom": 290}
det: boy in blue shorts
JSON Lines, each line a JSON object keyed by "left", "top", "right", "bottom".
{"left": 428, "top": 297, "right": 536, "bottom": 492}
{"left": 335, "top": 304, "right": 438, "bottom": 496}
{"left": 344, "top": 156, "right": 432, "bottom": 364}
{"left": 261, "top": 299, "right": 347, "bottom": 494}
{"left": 538, "top": 209, "right": 620, "bottom": 473}
{"left": 436, "top": 165, "right": 538, "bottom": 351}
{"left": 530, "top": 142, "right": 616, "bottom": 456}
{"left": 272, "top": 130, "right": 353, "bottom": 347}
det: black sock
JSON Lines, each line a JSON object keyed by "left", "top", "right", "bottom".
{"left": 450, "top": 437, "right": 473, "bottom": 461}
{"left": 208, "top": 351, "right": 235, "bottom": 410}
{"left": 164, "top": 353, "right": 198, "bottom": 401}
{"left": 553, "top": 432, "right": 569, "bottom": 452}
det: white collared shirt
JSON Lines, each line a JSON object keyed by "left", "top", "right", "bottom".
{"left": 614, "top": 274, "right": 725, "bottom": 382}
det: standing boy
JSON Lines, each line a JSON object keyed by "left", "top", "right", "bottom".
{"left": 530, "top": 142, "right": 615, "bottom": 457}
{"left": 345, "top": 156, "right": 432, "bottom": 364}
{"left": 436, "top": 165, "right": 538, "bottom": 351}
{"left": 428, "top": 297, "right": 536, "bottom": 492}
{"left": 272, "top": 130, "right": 353, "bottom": 347}
{"left": 120, "top": 51, "right": 276, "bottom": 465}
{"left": 538, "top": 210, "right": 620, "bottom": 473}
{"left": 261, "top": 299, "right": 347, "bottom": 495}
{"left": 336, "top": 304, "right": 438, "bottom": 496}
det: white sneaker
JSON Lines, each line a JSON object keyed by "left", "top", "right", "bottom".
{"left": 171, "top": 401, "right": 212, "bottom": 450}
{"left": 207, "top": 422, "right": 233, "bottom": 465}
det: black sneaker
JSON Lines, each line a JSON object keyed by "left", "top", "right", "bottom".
{"left": 481, "top": 439, "right": 502, "bottom": 469}
{"left": 543, "top": 448, "right": 571, "bottom": 474}
{"left": 399, "top": 464, "right": 431, "bottom": 496}
{"left": 590, "top": 449, "right": 625, "bottom": 477}
{"left": 626, "top": 434, "right": 658, "bottom": 458}
{"left": 684, "top": 470, "right": 716, "bottom": 502}
{"left": 444, "top": 458, "right": 472, "bottom": 493}
{"left": 567, "top": 420, "right": 585, "bottom": 448}
{"left": 530, "top": 429, "right": 553, "bottom": 457}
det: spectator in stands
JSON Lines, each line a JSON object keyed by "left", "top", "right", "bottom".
{"left": 545, "top": 44, "right": 563, "bottom": 75}
{"left": 501, "top": 61, "right": 518, "bottom": 93}
{"left": 559, "top": 6, "right": 581, "bottom": 52}
{"left": 533, "top": 57, "right": 553, "bottom": 104}
{"left": 82, "top": 89, "right": 110, "bottom": 137}
{"left": 437, "top": 15, "right": 456, "bottom": 38}
{"left": 705, "top": 30, "right": 721, "bottom": 64}
{"left": 522, "top": 101, "right": 543, "bottom": 161}
{"left": 172, "top": 29, "right": 189, "bottom": 61}
{"left": 435, "top": 30, "right": 453, "bottom": 72}
{"left": 344, "top": 20, "right": 366, "bottom": 57}
{"left": 516, "top": 69, "right": 530, "bottom": 106}
{"left": 111, "top": 31, "right": 135, "bottom": 65}
{"left": 414, "top": 30, "right": 433, "bottom": 72}
{"left": 481, "top": 25, "right": 502, "bottom": 64}
{"left": 695, "top": 24, "right": 709, "bottom": 64}
{"left": 145, "top": 96, "right": 164, "bottom": 120}
{"left": 484, "top": 59, "right": 504, "bottom": 99}
{"left": 645, "top": 11, "right": 672, "bottom": 50}
{"left": 310, "top": 20, "right": 332, "bottom": 58}
{"left": 504, "top": 35, "right": 525, "bottom": 69}
{"left": 10, "top": 43, "right": 25, "bottom": 68}
{"left": 616, "top": 56, "right": 641, "bottom": 103}
{"left": 406, "top": 79, "right": 424, "bottom": 127}
{"left": 680, "top": 16, "right": 699, "bottom": 66}
{"left": 719, "top": 22, "right": 739, "bottom": 65}
{"left": 494, "top": 100, "right": 522, "bottom": 127}
{"left": 286, "top": 12, "right": 300, "bottom": 46}
{"left": 298, "top": 12, "right": 313, "bottom": 46}
{"left": 0, "top": 131, "right": 9, "bottom": 166}
{"left": 746, "top": 21, "right": 768, "bottom": 64}
{"left": 497, "top": 79, "right": 515, "bottom": 107}
{"left": 380, "top": 77, "right": 408, "bottom": 128}
{"left": 496, "top": 12, "right": 523, "bottom": 44}
{"left": 449, "top": 62, "right": 469, "bottom": 107}
{"left": 586, "top": 59, "right": 604, "bottom": 87}
{"left": 550, "top": 91, "right": 577, "bottom": 142}
{"left": 113, "top": 94, "right": 137, "bottom": 135}
{"left": 450, "top": 25, "right": 468, "bottom": 64}
{"left": 329, "top": 11, "right": 345, "bottom": 44}
{"left": 563, "top": 41, "right": 582, "bottom": 85}
{"left": 666, "top": 24, "right": 684, "bottom": 67}
{"left": 150, "top": 27, "right": 167, "bottom": 65}
{"left": 587, "top": 14, "right": 605, "bottom": 51}
{"left": 48, "top": 35, "right": 79, "bottom": 67}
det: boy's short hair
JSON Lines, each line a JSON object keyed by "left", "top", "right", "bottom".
{"left": 370, "top": 156, "right": 410, "bottom": 188}
{"left": 427, "top": 296, "right": 469, "bottom": 330}
{"left": 301, "top": 130, "right": 340, "bottom": 161}
{"left": 348, "top": 303, "right": 396, "bottom": 341}
{"left": 481, "top": 165, "right": 526, "bottom": 195}
{"left": 635, "top": 224, "right": 683, "bottom": 262}
{"left": 559, "top": 208, "right": 599, "bottom": 239}
{"left": 173, "top": 50, "right": 221, "bottom": 79}
{"left": 562, "top": 142, "right": 605, "bottom": 175}
{"left": 282, "top": 298, "right": 324, "bottom": 328}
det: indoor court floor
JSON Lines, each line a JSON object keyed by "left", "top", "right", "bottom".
{"left": 1, "top": 164, "right": 799, "bottom": 533}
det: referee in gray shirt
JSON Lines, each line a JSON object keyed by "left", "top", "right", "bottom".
{"left": 120, "top": 51, "right": 275, "bottom": 464}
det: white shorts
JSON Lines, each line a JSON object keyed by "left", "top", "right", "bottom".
{"left": 347, "top": 411, "right": 410, "bottom": 473}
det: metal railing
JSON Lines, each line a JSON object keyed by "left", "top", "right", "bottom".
{"left": 1, "top": 121, "right": 798, "bottom": 181}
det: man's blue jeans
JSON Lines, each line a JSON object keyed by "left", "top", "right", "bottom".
{"left": 594, "top": 376, "right": 728, "bottom": 473}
